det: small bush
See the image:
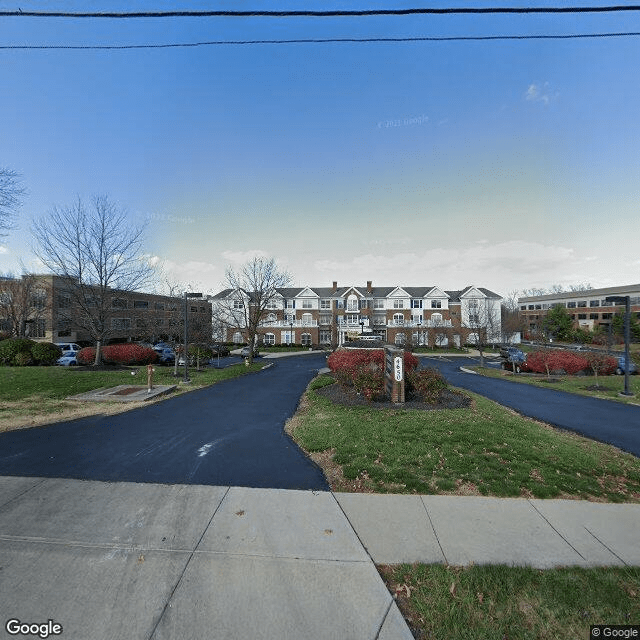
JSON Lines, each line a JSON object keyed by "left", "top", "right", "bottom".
{"left": 327, "top": 348, "right": 419, "bottom": 400}
{"left": 0, "top": 338, "right": 37, "bottom": 365}
{"left": 77, "top": 347, "right": 96, "bottom": 365}
{"left": 406, "top": 368, "right": 448, "bottom": 403}
{"left": 31, "top": 342, "right": 62, "bottom": 366}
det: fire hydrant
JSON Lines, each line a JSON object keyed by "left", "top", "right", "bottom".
{"left": 244, "top": 357, "right": 250, "bottom": 367}
{"left": 147, "top": 364, "right": 155, "bottom": 392}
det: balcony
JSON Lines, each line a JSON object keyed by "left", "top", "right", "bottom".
{"left": 260, "top": 319, "right": 318, "bottom": 328}
{"left": 389, "top": 319, "right": 453, "bottom": 328}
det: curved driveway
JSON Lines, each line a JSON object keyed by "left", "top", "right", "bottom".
{"left": 422, "top": 356, "right": 640, "bottom": 457}
{"left": 0, "top": 354, "right": 330, "bottom": 490}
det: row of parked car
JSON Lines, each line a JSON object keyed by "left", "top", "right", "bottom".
{"left": 54, "top": 342, "right": 235, "bottom": 367}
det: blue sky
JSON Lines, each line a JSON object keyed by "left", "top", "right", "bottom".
{"left": 1, "top": 1, "right": 639, "bottom": 297}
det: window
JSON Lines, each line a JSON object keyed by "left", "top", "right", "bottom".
{"left": 112, "top": 318, "right": 131, "bottom": 330}
{"left": 411, "top": 314, "right": 422, "bottom": 324}
{"left": 301, "top": 333, "right": 312, "bottom": 346}
{"left": 301, "top": 300, "right": 313, "bottom": 309}
{"left": 535, "top": 304, "right": 542, "bottom": 310}
{"left": 319, "top": 330, "right": 331, "bottom": 344}
{"left": 58, "top": 319, "right": 71, "bottom": 337}
{"left": 431, "top": 313, "right": 443, "bottom": 325}
{"left": 285, "top": 314, "right": 295, "bottom": 323}
{"left": 521, "top": 305, "right": 526, "bottom": 310}
{"left": 373, "top": 315, "right": 386, "bottom": 326}
{"left": 601, "top": 313, "right": 612, "bottom": 320}
{"left": 567, "top": 302, "right": 576, "bottom": 308}
{"left": 30, "top": 290, "right": 47, "bottom": 309}
{"left": 346, "top": 314, "right": 359, "bottom": 324}
{"left": 233, "top": 331, "right": 244, "bottom": 343}
{"left": 190, "top": 306, "right": 197, "bottom": 312}
{"left": 578, "top": 301, "right": 587, "bottom": 308}
{"left": 393, "top": 313, "right": 404, "bottom": 325}
{"left": 28, "top": 319, "right": 46, "bottom": 338}
{"left": 266, "top": 313, "right": 277, "bottom": 322}
{"left": 320, "top": 299, "right": 331, "bottom": 309}
{"left": 233, "top": 299, "right": 244, "bottom": 310}
{"left": 411, "top": 299, "right": 423, "bottom": 309}
{"left": 319, "top": 315, "right": 332, "bottom": 325}
{"left": 589, "top": 313, "right": 598, "bottom": 320}
{"left": 155, "top": 302, "right": 165, "bottom": 311}
{"left": 431, "top": 300, "right": 442, "bottom": 309}
{"left": 134, "top": 300, "right": 149, "bottom": 309}
{"left": 263, "top": 333, "right": 275, "bottom": 345}
{"left": 302, "top": 313, "right": 313, "bottom": 325}
{"left": 393, "top": 299, "right": 404, "bottom": 309}
{"left": 373, "top": 299, "right": 385, "bottom": 309}
{"left": 589, "top": 300, "right": 600, "bottom": 307}
{"left": 281, "top": 330, "right": 294, "bottom": 344}
{"left": 285, "top": 300, "right": 295, "bottom": 309}
{"left": 577, "top": 314, "right": 587, "bottom": 320}
{"left": 395, "top": 332, "right": 406, "bottom": 345}
{"left": 528, "top": 305, "right": 534, "bottom": 310}
{"left": 266, "top": 300, "right": 278, "bottom": 309}
{"left": 58, "top": 294, "right": 71, "bottom": 309}
{"left": 469, "top": 314, "right": 480, "bottom": 324}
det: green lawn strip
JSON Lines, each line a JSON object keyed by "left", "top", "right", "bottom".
{"left": 293, "top": 376, "right": 640, "bottom": 501}
{"left": 473, "top": 365, "right": 640, "bottom": 404}
{"left": 0, "top": 363, "right": 264, "bottom": 428}
{"left": 379, "top": 563, "right": 639, "bottom": 640}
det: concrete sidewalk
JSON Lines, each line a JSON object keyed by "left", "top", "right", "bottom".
{"left": 1, "top": 477, "right": 638, "bottom": 640}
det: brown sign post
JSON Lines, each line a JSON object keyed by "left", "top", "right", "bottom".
{"left": 384, "top": 346, "right": 405, "bottom": 403}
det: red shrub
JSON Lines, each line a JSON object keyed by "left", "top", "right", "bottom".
{"left": 521, "top": 349, "right": 591, "bottom": 375}
{"left": 77, "top": 344, "right": 158, "bottom": 365}
{"left": 327, "top": 348, "right": 418, "bottom": 399}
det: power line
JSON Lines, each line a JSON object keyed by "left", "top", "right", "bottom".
{"left": 2, "top": 32, "right": 639, "bottom": 49}
{"left": 2, "top": 5, "right": 640, "bottom": 18}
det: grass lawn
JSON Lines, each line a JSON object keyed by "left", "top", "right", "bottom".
{"left": 474, "top": 364, "right": 640, "bottom": 404}
{"left": 288, "top": 375, "right": 640, "bottom": 501}
{"left": 380, "top": 563, "right": 640, "bottom": 640}
{"left": 0, "top": 362, "right": 265, "bottom": 432}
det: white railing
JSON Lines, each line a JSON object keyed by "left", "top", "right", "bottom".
{"left": 260, "top": 320, "right": 318, "bottom": 327}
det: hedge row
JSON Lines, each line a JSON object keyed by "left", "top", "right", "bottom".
{"left": 0, "top": 339, "right": 61, "bottom": 366}
{"left": 78, "top": 344, "right": 159, "bottom": 366}
{"left": 521, "top": 349, "right": 617, "bottom": 375}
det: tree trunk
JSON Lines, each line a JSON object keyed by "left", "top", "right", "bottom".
{"left": 93, "top": 339, "right": 102, "bottom": 366}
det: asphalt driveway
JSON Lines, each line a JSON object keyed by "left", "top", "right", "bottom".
{"left": 421, "top": 356, "right": 640, "bottom": 457}
{"left": 0, "top": 354, "right": 330, "bottom": 490}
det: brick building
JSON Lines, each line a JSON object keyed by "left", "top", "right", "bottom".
{"left": 519, "top": 284, "right": 640, "bottom": 337}
{"left": 0, "top": 274, "right": 212, "bottom": 345}
{"left": 212, "top": 282, "right": 502, "bottom": 347}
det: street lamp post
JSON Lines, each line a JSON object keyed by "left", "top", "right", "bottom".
{"left": 183, "top": 291, "right": 203, "bottom": 383}
{"left": 605, "top": 295, "right": 633, "bottom": 396}
{"left": 359, "top": 320, "right": 364, "bottom": 335}
{"left": 289, "top": 320, "right": 294, "bottom": 346}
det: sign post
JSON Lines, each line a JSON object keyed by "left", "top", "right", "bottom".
{"left": 384, "top": 346, "right": 405, "bottom": 403}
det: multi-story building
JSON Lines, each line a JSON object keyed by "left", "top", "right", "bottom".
{"left": 0, "top": 274, "right": 212, "bottom": 345}
{"left": 519, "top": 284, "right": 640, "bottom": 336}
{"left": 212, "top": 281, "right": 502, "bottom": 347}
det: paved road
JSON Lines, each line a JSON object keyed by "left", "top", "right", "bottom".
{"left": 421, "top": 356, "right": 640, "bottom": 457}
{"left": 0, "top": 354, "right": 330, "bottom": 490}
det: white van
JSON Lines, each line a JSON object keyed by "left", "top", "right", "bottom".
{"left": 55, "top": 342, "right": 81, "bottom": 353}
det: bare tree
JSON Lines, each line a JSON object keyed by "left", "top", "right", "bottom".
{"left": 31, "top": 195, "right": 154, "bottom": 365}
{"left": 463, "top": 295, "right": 502, "bottom": 367}
{"left": 0, "top": 168, "right": 25, "bottom": 237}
{"left": 0, "top": 271, "right": 50, "bottom": 338}
{"left": 218, "top": 257, "right": 292, "bottom": 364}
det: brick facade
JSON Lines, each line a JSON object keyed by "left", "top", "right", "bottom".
{"left": 212, "top": 282, "right": 502, "bottom": 347}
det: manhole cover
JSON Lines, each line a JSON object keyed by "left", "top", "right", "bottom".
{"left": 111, "top": 387, "right": 143, "bottom": 396}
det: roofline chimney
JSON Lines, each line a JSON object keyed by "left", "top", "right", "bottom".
{"left": 367, "top": 280, "right": 372, "bottom": 293}
{"left": 332, "top": 281, "right": 338, "bottom": 292}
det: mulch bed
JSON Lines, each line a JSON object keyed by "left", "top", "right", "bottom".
{"left": 315, "top": 382, "right": 471, "bottom": 410}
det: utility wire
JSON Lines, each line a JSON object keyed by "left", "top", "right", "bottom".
{"left": 2, "top": 5, "right": 640, "bottom": 18}
{"left": 2, "top": 32, "right": 640, "bottom": 49}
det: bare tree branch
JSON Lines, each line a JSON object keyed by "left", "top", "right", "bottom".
{"left": 31, "top": 195, "right": 155, "bottom": 364}
{"left": 0, "top": 167, "right": 26, "bottom": 237}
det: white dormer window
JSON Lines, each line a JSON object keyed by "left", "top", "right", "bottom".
{"left": 302, "top": 300, "right": 313, "bottom": 309}
{"left": 233, "top": 299, "right": 244, "bottom": 310}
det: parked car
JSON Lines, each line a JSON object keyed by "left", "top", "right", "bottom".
{"left": 499, "top": 346, "right": 526, "bottom": 363}
{"left": 55, "top": 342, "right": 81, "bottom": 354}
{"left": 56, "top": 350, "right": 79, "bottom": 366}
{"left": 615, "top": 356, "right": 638, "bottom": 375}
{"left": 211, "top": 343, "right": 230, "bottom": 357}
{"left": 240, "top": 346, "right": 259, "bottom": 358}
{"left": 156, "top": 347, "right": 175, "bottom": 366}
